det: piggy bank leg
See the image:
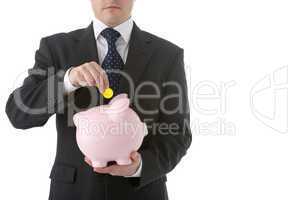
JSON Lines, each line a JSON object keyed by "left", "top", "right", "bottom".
{"left": 92, "top": 160, "right": 107, "bottom": 168}
{"left": 116, "top": 158, "right": 132, "bottom": 165}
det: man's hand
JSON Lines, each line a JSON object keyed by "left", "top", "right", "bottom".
{"left": 69, "top": 61, "right": 109, "bottom": 92}
{"left": 84, "top": 151, "right": 141, "bottom": 177}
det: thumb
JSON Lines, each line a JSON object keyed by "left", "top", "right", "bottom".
{"left": 130, "top": 151, "right": 139, "bottom": 161}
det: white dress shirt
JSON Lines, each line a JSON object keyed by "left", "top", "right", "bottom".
{"left": 63, "top": 17, "right": 142, "bottom": 177}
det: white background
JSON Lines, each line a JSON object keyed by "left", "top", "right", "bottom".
{"left": 1, "top": 0, "right": 300, "bottom": 199}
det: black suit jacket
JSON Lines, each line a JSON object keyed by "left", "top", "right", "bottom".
{"left": 5, "top": 21, "right": 192, "bottom": 200}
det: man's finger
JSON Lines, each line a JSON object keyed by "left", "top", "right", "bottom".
{"left": 100, "top": 68, "right": 110, "bottom": 89}
{"left": 81, "top": 67, "right": 96, "bottom": 86}
{"left": 130, "top": 151, "right": 140, "bottom": 163}
{"left": 96, "top": 74, "right": 105, "bottom": 93}
{"left": 94, "top": 166, "right": 112, "bottom": 174}
{"left": 86, "top": 64, "right": 103, "bottom": 88}
{"left": 105, "top": 165, "right": 124, "bottom": 176}
{"left": 76, "top": 71, "right": 88, "bottom": 87}
{"left": 84, "top": 157, "right": 93, "bottom": 166}
{"left": 89, "top": 62, "right": 109, "bottom": 91}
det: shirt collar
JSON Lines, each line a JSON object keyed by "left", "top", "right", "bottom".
{"left": 92, "top": 17, "right": 133, "bottom": 43}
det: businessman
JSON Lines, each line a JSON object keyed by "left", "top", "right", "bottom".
{"left": 5, "top": 0, "right": 192, "bottom": 199}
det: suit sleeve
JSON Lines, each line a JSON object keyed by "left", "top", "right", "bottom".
{"left": 133, "top": 48, "right": 192, "bottom": 189}
{"left": 5, "top": 37, "right": 69, "bottom": 129}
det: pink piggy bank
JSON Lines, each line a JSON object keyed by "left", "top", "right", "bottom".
{"left": 73, "top": 93, "right": 147, "bottom": 168}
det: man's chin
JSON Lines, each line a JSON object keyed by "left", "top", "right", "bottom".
{"left": 103, "top": 7, "right": 122, "bottom": 15}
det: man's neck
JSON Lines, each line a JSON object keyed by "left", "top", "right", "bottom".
{"left": 95, "top": 16, "right": 131, "bottom": 28}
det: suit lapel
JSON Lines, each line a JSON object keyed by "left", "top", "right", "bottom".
{"left": 74, "top": 22, "right": 100, "bottom": 66}
{"left": 119, "top": 22, "right": 154, "bottom": 98}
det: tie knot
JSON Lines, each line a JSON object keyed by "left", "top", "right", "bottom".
{"left": 100, "top": 28, "right": 121, "bottom": 43}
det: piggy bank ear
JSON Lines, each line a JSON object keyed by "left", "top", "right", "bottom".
{"left": 108, "top": 94, "right": 130, "bottom": 114}
{"left": 109, "top": 93, "right": 128, "bottom": 105}
{"left": 73, "top": 113, "right": 79, "bottom": 126}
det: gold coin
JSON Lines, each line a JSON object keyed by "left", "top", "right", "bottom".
{"left": 102, "top": 88, "right": 114, "bottom": 99}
